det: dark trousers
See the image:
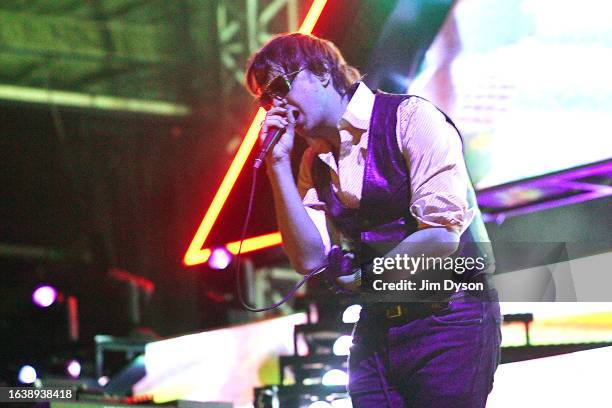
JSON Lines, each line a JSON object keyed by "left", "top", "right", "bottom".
{"left": 348, "top": 291, "right": 502, "bottom": 407}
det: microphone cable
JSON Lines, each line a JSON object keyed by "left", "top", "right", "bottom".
{"left": 234, "top": 165, "right": 326, "bottom": 312}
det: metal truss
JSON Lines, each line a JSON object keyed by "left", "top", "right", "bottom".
{"left": 216, "top": 0, "right": 300, "bottom": 135}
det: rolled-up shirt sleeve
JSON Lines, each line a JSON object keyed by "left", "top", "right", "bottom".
{"left": 397, "top": 98, "right": 475, "bottom": 233}
{"left": 297, "top": 148, "right": 332, "bottom": 253}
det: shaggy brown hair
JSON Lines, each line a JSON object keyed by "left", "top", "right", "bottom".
{"left": 245, "top": 33, "right": 361, "bottom": 98}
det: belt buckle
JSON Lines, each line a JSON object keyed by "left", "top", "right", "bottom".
{"left": 386, "top": 304, "right": 403, "bottom": 319}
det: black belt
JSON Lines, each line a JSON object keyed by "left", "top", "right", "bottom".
{"left": 360, "top": 273, "right": 497, "bottom": 326}
{"left": 361, "top": 301, "right": 448, "bottom": 327}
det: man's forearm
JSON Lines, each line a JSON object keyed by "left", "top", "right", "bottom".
{"left": 337, "top": 227, "right": 459, "bottom": 291}
{"left": 386, "top": 227, "right": 460, "bottom": 264}
{"left": 376, "top": 227, "right": 460, "bottom": 280}
{"left": 267, "top": 160, "right": 327, "bottom": 274}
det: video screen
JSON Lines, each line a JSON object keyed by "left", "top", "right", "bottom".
{"left": 409, "top": 0, "right": 612, "bottom": 189}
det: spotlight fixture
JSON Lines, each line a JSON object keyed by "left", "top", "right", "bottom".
{"left": 66, "top": 359, "right": 81, "bottom": 378}
{"left": 330, "top": 398, "right": 352, "bottom": 408}
{"left": 341, "top": 304, "right": 361, "bottom": 323}
{"left": 32, "top": 285, "right": 58, "bottom": 308}
{"left": 307, "top": 401, "right": 332, "bottom": 408}
{"left": 332, "top": 336, "right": 353, "bottom": 356}
{"left": 321, "top": 369, "right": 348, "bottom": 386}
{"left": 208, "top": 247, "right": 233, "bottom": 270}
{"left": 18, "top": 365, "right": 37, "bottom": 384}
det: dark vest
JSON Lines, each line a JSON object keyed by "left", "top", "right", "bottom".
{"left": 312, "top": 91, "right": 494, "bottom": 281}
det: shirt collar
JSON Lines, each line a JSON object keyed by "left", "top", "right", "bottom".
{"left": 337, "top": 82, "right": 375, "bottom": 132}
{"left": 313, "top": 82, "right": 374, "bottom": 169}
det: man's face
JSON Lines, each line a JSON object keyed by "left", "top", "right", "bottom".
{"left": 264, "top": 66, "right": 334, "bottom": 139}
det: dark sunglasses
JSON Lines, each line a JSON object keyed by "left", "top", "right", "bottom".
{"left": 258, "top": 68, "right": 304, "bottom": 110}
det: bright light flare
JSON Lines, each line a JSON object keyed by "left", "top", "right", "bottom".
{"left": 18, "top": 365, "right": 37, "bottom": 384}
{"left": 330, "top": 398, "right": 352, "bottom": 408}
{"left": 332, "top": 335, "right": 353, "bottom": 356}
{"left": 208, "top": 247, "right": 233, "bottom": 270}
{"left": 308, "top": 401, "right": 332, "bottom": 408}
{"left": 66, "top": 360, "right": 81, "bottom": 378}
{"left": 321, "top": 369, "right": 348, "bottom": 386}
{"left": 342, "top": 304, "right": 362, "bottom": 323}
{"left": 32, "top": 285, "right": 58, "bottom": 308}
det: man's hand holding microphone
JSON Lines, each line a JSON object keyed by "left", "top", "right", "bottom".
{"left": 255, "top": 102, "right": 296, "bottom": 169}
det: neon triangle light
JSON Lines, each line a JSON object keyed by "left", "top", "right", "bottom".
{"left": 184, "top": 0, "right": 328, "bottom": 266}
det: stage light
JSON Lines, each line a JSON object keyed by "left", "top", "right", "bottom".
{"left": 332, "top": 335, "right": 353, "bottom": 356}
{"left": 66, "top": 360, "right": 81, "bottom": 378}
{"left": 98, "top": 376, "right": 110, "bottom": 386}
{"left": 330, "top": 398, "right": 352, "bottom": 408}
{"left": 18, "top": 365, "right": 37, "bottom": 384}
{"left": 321, "top": 369, "right": 348, "bottom": 386}
{"left": 307, "top": 401, "right": 332, "bottom": 408}
{"left": 32, "top": 285, "right": 58, "bottom": 308}
{"left": 208, "top": 247, "right": 233, "bottom": 270}
{"left": 342, "top": 304, "right": 362, "bottom": 323}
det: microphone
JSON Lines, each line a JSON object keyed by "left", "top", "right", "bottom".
{"left": 253, "top": 127, "right": 284, "bottom": 169}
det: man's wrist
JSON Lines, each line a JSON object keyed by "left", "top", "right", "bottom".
{"left": 265, "top": 157, "right": 292, "bottom": 174}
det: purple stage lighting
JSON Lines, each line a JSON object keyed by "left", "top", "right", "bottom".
{"left": 32, "top": 285, "right": 58, "bottom": 308}
{"left": 66, "top": 360, "right": 81, "bottom": 378}
{"left": 208, "top": 247, "right": 233, "bottom": 270}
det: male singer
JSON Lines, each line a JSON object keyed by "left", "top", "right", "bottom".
{"left": 245, "top": 33, "right": 501, "bottom": 407}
